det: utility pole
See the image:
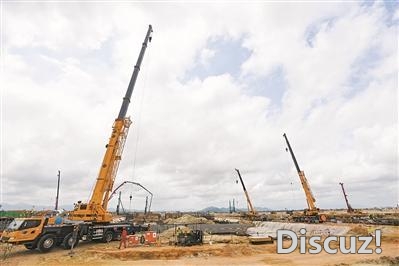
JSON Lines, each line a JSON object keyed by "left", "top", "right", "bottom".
{"left": 144, "top": 196, "right": 148, "bottom": 215}
{"left": 55, "top": 170, "right": 60, "bottom": 210}
{"left": 129, "top": 193, "right": 133, "bottom": 213}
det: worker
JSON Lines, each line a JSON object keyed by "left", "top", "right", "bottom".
{"left": 119, "top": 227, "right": 128, "bottom": 249}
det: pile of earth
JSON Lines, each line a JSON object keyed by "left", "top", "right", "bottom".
{"left": 159, "top": 226, "right": 192, "bottom": 239}
{"left": 164, "top": 214, "right": 214, "bottom": 225}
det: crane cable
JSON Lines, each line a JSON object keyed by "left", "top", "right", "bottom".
{"left": 131, "top": 41, "right": 152, "bottom": 181}
{"left": 126, "top": 39, "right": 152, "bottom": 211}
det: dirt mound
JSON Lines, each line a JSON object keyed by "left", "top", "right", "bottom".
{"left": 87, "top": 244, "right": 259, "bottom": 261}
{"left": 358, "top": 256, "right": 399, "bottom": 265}
{"left": 164, "top": 214, "right": 214, "bottom": 225}
{"left": 206, "top": 235, "right": 248, "bottom": 244}
{"left": 159, "top": 226, "right": 190, "bottom": 239}
{"left": 348, "top": 225, "right": 369, "bottom": 235}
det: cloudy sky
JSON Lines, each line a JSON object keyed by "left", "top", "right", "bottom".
{"left": 1, "top": 1, "right": 398, "bottom": 212}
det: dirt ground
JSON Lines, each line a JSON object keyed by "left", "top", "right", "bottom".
{"left": 2, "top": 225, "right": 398, "bottom": 266}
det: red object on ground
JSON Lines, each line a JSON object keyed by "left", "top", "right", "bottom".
{"left": 127, "top": 231, "right": 157, "bottom": 246}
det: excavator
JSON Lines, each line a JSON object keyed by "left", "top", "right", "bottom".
{"left": 1, "top": 25, "right": 153, "bottom": 252}
{"left": 283, "top": 133, "right": 326, "bottom": 223}
{"left": 235, "top": 169, "right": 257, "bottom": 218}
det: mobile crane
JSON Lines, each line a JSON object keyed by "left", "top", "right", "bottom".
{"left": 69, "top": 25, "right": 153, "bottom": 223}
{"left": 339, "top": 182, "right": 354, "bottom": 213}
{"left": 1, "top": 25, "right": 153, "bottom": 252}
{"left": 283, "top": 133, "right": 326, "bottom": 223}
{"left": 235, "top": 169, "right": 257, "bottom": 217}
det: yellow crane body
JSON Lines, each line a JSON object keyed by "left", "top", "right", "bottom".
{"left": 298, "top": 170, "right": 317, "bottom": 212}
{"left": 69, "top": 118, "right": 131, "bottom": 222}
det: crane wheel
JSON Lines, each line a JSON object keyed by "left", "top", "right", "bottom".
{"left": 140, "top": 235, "right": 145, "bottom": 244}
{"left": 62, "top": 233, "right": 79, "bottom": 249}
{"left": 103, "top": 231, "right": 114, "bottom": 243}
{"left": 38, "top": 234, "right": 56, "bottom": 252}
{"left": 24, "top": 244, "right": 36, "bottom": 250}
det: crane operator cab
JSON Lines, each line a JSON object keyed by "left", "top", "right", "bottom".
{"left": 1, "top": 217, "right": 45, "bottom": 245}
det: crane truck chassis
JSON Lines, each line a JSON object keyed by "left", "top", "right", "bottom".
{"left": 0, "top": 216, "right": 144, "bottom": 252}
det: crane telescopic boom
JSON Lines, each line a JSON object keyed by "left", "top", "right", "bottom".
{"left": 283, "top": 133, "right": 317, "bottom": 212}
{"left": 235, "top": 168, "right": 257, "bottom": 216}
{"left": 339, "top": 182, "right": 354, "bottom": 213}
{"left": 70, "top": 25, "right": 153, "bottom": 222}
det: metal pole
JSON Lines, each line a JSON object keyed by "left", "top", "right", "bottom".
{"left": 129, "top": 193, "right": 132, "bottom": 213}
{"left": 116, "top": 191, "right": 121, "bottom": 215}
{"left": 55, "top": 170, "right": 60, "bottom": 210}
{"left": 144, "top": 196, "right": 148, "bottom": 215}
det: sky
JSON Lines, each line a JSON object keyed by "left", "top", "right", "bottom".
{"left": 1, "top": 1, "right": 398, "bottom": 212}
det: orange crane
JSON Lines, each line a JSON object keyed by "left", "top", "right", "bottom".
{"left": 283, "top": 133, "right": 326, "bottom": 223}
{"left": 69, "top": 25, "right": 153, "bottom": 223}
{"left": 1, "top": 26, "right": 155, "bottom": 252}
{"left": 339, "top": 182, "right": 354, "bottom": 213}
{"left": 235, "top": 168, "right": 257, "bottom": 217}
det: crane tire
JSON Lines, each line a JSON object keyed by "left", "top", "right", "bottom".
{"left": 62, "top": 233, "right": 79, "bottom": 249}
{"left": 38, "top": 234, "right": 56, "bottom": 253}
{"left": 24, "top": 244, "right": 36, "bottom": 250}
{"left": 103, "top": 231, "right": 114, "bottom": 243}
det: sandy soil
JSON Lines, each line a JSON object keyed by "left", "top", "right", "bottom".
{"left": 2, "top": 225, "right": 398, "bottom": 266}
